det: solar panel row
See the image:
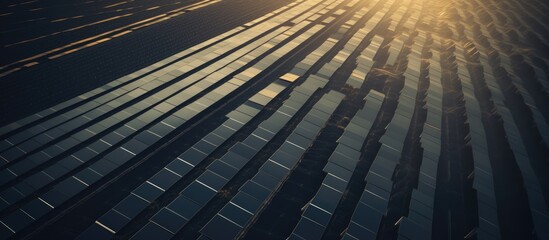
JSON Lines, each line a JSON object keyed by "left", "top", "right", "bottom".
{"left": 398, "top": 35, "right": 442, "bottom": 240}
{"left": 347, "top": 35, "right": 383, "bottom": 88}
{"left": 290, "top": 89, "right": 383, "bottom": 240}
{"left": 454, "top": 43, "right": 501, "bottom": 240}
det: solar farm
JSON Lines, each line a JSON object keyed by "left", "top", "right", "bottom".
{"left": 0, "top": 0, "right": 548, "bottom": 239}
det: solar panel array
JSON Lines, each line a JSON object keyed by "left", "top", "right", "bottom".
{"left": 0, "top": 0, "right": 548, "bottom": 239}
{"left": 291, "top": 90, "right": 383, "bottom": 240}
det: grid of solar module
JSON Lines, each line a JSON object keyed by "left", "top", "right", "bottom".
{"left": 458, "top": 0, "right": 549, "bottom": 144}
{"left": 123, "top": 3, "right": 358, "bottom": 231}
{"left": 0, "top": 0, "right": 548, "bottom": 239}
{"left": 0, "top": 0, "right": 338, "bottom": 236}
{"left": 76, "top": 79, "right": 287, "bottom": 239}
{"left": 458, "top": 5, "right": 549, "bottom": 238}
{"left": 193, "top": 20, "right": 375, "bottom": 238}
{"left": 400, "top": 1, "right": 422, "bottom": 31}
{"left": 343, "top": 32, "right": 426, "bottom": 240}
{"left": 0, "top": 0, "right": 326, "bottom": 165}
{"left": 292, "top": 7, "right": 366, "bottom": 77}
{"left": 2, "top": 22, "right": 326, "bottom": 238}
{"left": 341, "top": 0, "right": 395, "bottom": 88}
{"left": 468, "top": 7, "right": 549, "bottom": 148}
{"left": 0, "top": 0, "right": 327, "bottom": 190}
{"left": 0, "top": 24, "right": 247, "bottom": 168}
{"left": 496, "top": 0, "right": 549, "bottom": 98}
{"left": 130, "top": 75, "right": 330, "bottom": 239}
{"left": 199, "top": 90, "right": 344, "bottom": 240}
{"left": 326, "top": 0, "right": 399, "bottom": 83}
{"left": 387, "top": 0, "right": 411, "bottom": 32}
{"left": 289, "top": 90, "right": 383, "bottom": 240}
{"left": 454, "top": 42, "right": 501, "bottom": 240}
{"left": 0, "top": 21, "right": 289, "bottom": 209}
{"left": 386, "top": 34, "right": 407, "bottom": 67}
{"left": 363, "top": 0, "right": 392, "bottom": 33}
{"left": 0, "top": 24, "right": 247, "bottom": 141}
{"left": 454, "top": 0, "right": 549, "bottom": 80}
{"left": 397, "top": 36, "right": 442, "bottom": 240}
{"left": 347, "top": 35, "right": 383, "bottom": 88}
{"left": 0, "top": 16, "right": 300, "bottom": 212}
{"left": 482, "top": 33, "right": 549, "bottom": 150}
{"left": 326, "top": 6, "right": 373, "bottom": 87}
{"left": 185, "top": 12, "right": 380, "bottom": 236}
{"left": 80, "top": 16, "right": 350, "bottom": 236}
